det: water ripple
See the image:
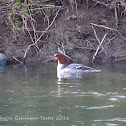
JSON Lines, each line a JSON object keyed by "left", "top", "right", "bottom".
{"left": 108, "top": 98, "right": 119, "bottom": 101}
{"left": 4, "top": 90, "right": 15, "bottom": 93}
{"left": 24, "top": 95, "right": 47, "bottom": 98}
{"left": 93, "top": 122, "right": 119, "bottom": 126}
{"left": 86, "top": 105, "right": 115, "bottom": 110}
{"left": 75, "top": 106, "right": 85, "bottom": 108}
{"left": 87, "top": 91, "right": 105, "bottom": 96}
{"left": 111, "top": 95, "right": 126, "bottom": 99}
{"left": 8, "top": 98, "right": 14, "bottom": 101}
{"left": 94, "top": 118, "right": 126, "bottom": 123}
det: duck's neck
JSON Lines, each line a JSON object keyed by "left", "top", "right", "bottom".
{"left": 57, "top": 64, "right": 66, "bottom": 72}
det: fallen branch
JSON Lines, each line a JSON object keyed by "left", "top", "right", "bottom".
{"left": 12, "top": 56, "right": 23, "bottom": 64}
{"left": 90, "top": 23, "right": 126, "bottom": 41}
{"left": 74, "top": 46, "right": 96, "bottom": 50}
{"left": 92, "top": 33, "right": 108, "bottom": 63}
{"left": 99, "top": 34, "right": 118, "bottom": 54}
{"left": 91, "top": 26, "right": 107, "bottom": 55}
{"left": 90, "top": 23, "right": 117, "bottom": 31}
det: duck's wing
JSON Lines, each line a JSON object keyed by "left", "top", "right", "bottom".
{"left": 67, "top": 64, "right": 101, "bottom": 72}
{"left": 66, "top": 64, "right": 93, "bottom": 70}
{"left": 76, "top": 65, "right": 95, "bottom": 70}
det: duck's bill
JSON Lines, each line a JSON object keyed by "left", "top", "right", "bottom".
{"left": 48, "top": 56, "right": 55, "bottom": 58}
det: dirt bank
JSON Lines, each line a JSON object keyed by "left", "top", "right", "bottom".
{"left": 1, "top": 0, "right": 126, "bottom": 64}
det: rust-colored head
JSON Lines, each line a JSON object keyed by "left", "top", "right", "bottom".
{"left": 48, "top": 54, "right": 69, "bottom": 64}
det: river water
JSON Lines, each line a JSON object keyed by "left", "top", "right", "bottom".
{"left": 0, "top": 62, "right": 126, "bottom": 126}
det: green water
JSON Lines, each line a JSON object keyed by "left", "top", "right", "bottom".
{"left": 0, "top": 63, "right": 126, "bottom": 126}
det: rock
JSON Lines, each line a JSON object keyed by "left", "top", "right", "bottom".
{"left": 0, "top": 53, "right": 7, "bottom": 66}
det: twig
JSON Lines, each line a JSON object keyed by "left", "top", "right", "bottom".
{"left": 22, "top": 15, "right": 34, "bottom": 44}
{"left": 37, "top": 2, "right": 43, "bottom": 16}
{"left": 74, "top": 46, "right": 95, "bottom": 50}
{"left": 99, "top": 34, "right": 118, "bottom": 54}
{"left": 36, "top": 7, "right": 61, "bottom": 44}
{"left": 27, "top": 6, "right": 37, "bottom": 42}
{"left": 12, "top": 56, "right": 23, "bottom": 64}
{"left": 90, "top": 23, "right": 126, "bottom": 41}
{"left": 8, "top": 16, "right": 17, "bottom": 38}
{"left": 75, "top": 0, "right": 79, "bottom": 15}
{"left": 27, "top": 7, "right": 42, "bottom": 54}
{"left": 91, "top": 26, "right": 107, "bottom": 54}
{"left": 92, "top": 0, "right": 109, "bottom": 7}
{"left": 60, "top": 22, "right": 65, "bottom": 44}
{"left": 61, "top": 42, "right": 66, "bottom": 54}
{"left": 23, "top": 4, "right": 61, "bottom": 8}
{"left": 114, "top": 7, "right": 118, "bottom": 28}
{"left": 22, "top": 14, "right": 40, "bottom": 58}
{"left": 86, "top": 39, "right": 95, "bottom": 49}
{"left": 90, "top": 23, "right": 117, "bottom": 31}
{"left": 21, "top": 6, "right": 62, "bottom": 13}
{"left": 92, "top": 33, "right": 108, "bottom": 63}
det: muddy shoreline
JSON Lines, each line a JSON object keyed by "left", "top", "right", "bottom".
{"left": 0, "top": 0, "right": 126, "bottom": 65}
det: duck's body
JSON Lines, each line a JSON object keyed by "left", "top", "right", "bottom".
{"left": 49, "top": 54, "right": 101, "bottom": 78}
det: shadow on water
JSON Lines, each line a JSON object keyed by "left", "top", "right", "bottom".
{"left": 0, "top": 66, "right": 6, "bottom": 73}
{"left": 0, "top": 62, "right": 126, "bottom": 126}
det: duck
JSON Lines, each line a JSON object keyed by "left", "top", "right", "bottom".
{"left": 48, "top": 53, "right": 101, "bottom": 79}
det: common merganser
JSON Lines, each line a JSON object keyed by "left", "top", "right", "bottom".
{"left": 48, "top": 53, "right": 101, "bottom": 78}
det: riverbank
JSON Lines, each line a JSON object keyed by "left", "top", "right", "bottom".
{"left": 1, "top": 0, "right": 126, "bottom": 64}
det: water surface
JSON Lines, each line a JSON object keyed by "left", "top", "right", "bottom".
{"left": 0, "top": 63, "right": 126, "bottom": 126}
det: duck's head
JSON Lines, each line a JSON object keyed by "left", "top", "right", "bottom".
{"left": 48, "top": 54, "right": 69, "bottom": 64}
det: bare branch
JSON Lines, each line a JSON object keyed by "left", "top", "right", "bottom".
{"left": 114, "top": 7, "right": 118, "bottom": 28}
{"left": 91, "top": 26, "right": 107, "bottom": 54}
{"left": 90, "top": 23, "right": 118, "bottom": 31}
{"left": 90, "top": 23, "right": 126, "bottom": 41}
{"left": 92, "top": 33, "right": 108, "bottom": 63}
{"left": 23, "top": 7, "right": 62, "bottom": 61}
{"left": 12, "top": 56, "right": 23, "bottom": 64}
{"left": 99, "top": 34, "right": 118, "bottom": 54}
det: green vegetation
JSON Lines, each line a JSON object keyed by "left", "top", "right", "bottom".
{"left": 7, "top": 0, "right": 28, "bottom": 28}
{"left": 4, "top": 0, "right": 126, "bottom": 36}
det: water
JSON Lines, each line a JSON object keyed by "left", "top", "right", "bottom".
{"left": 0, "top": 63, "right": 126, "bottom": 126}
